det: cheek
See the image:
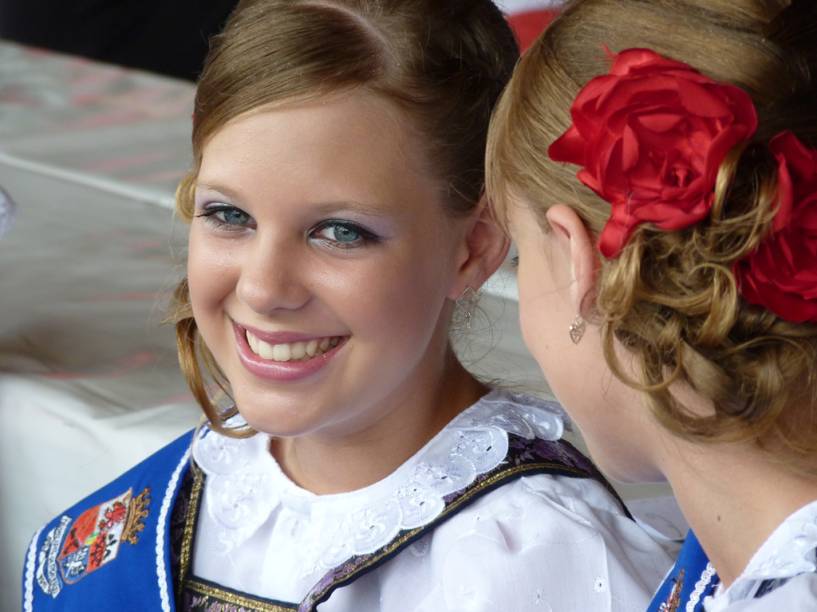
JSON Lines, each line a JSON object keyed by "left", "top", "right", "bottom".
{"left": 345, "top": 250, "right": 449, "bottom": 341}
{"left": 187, "top": 229, "right": 237, "bottom": 322}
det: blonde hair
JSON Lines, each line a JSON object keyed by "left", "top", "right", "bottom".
{"left": 172, "top": 0, "right": 518, "bottom": 436}
{"left": 487, "top": 0, "right": 817, "bottom": 474}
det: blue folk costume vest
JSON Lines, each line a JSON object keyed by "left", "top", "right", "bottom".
{"left": 648, "top": 531, "right": 719, "bottom": 612}
{"left": 23, "top": 430, "right": 629, "bottom": 612}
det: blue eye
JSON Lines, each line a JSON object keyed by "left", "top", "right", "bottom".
{"left": 324, "top": 224, "right": 361, "bottom": 243}
{"left": 196, "top": 204, "right": 254, "bottom": 230}
{"left": 311, "top": 220, "right": 378, "bottom": 249}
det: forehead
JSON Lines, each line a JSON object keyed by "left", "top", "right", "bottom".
{"left": 197, "top": 91, "right": 438, "bottom": 212}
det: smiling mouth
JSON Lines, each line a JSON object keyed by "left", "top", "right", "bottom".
{"left": 244, "top": 330, "right": 345, "bottom": 362}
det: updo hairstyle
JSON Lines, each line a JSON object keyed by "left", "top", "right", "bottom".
{"left": 487, "top": 0, "right": 817, "bottom": 474}
{"left": 172, "top": 0, "right": 519, "bottom": 435}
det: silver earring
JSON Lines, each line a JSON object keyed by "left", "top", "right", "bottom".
{"left": 569, "top": 314, "right": 586, "bottom": 344}
{"left": 455, "top": 286, "right": 479, "bottom": 331}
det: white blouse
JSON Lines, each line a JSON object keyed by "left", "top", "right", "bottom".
{"left": 191, "top": 390, "right": 673, "bottom": 611}
{"left": 704, "top": 499, "right": 817, "bottom": 611}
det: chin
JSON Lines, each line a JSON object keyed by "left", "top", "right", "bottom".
{"left": 228, "top": 386, "right": 327, "bottom": 437}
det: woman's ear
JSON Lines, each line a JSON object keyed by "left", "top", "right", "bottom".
{"left": 544, "top": 204, "right": 597, "bottom": 315}
{"left": 447, "top": 196, "right": 510, "bottom": 299}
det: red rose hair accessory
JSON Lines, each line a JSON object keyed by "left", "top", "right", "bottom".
{"left": 549, "top": 48, "right": 758, "bottom": 258}
{"left": 733, "top": 131, "right": 817, "bottom": 323}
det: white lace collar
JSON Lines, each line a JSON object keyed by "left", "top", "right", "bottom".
{"left": 191, "top": 389, "right": 565, "bottom": 568}
{"left": 708, "top": 499, "right": 817, "bottom": 608}
{"left": 740, "top": 499, "right": 817, "bottom": 581}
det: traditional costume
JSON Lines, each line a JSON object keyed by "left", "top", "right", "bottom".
{"left": 24, "top": 390, "right": 672, "bottom": 611}
{"left": 649, "top": 501, "right": 817, "bottom": 612}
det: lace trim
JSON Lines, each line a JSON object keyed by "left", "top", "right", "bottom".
{"left": 156, "top": 447, "right": 191, "bottom": 612}
{"left": 687, "top": 563, "right": 716, "bottom": 612}
{"left": 192, "top": 390, "right": 564, "bottom": 568}
{"left": 743, "top": 503, "right": 817, "bottom": 580}
{"left": 23, "top": 527, "right": 43, "bottom": 612}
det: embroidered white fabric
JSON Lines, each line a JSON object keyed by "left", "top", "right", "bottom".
{"left": 703, "top": 499, "right": 817, "bottom": 611}
{"left": 193, "top": 390, "right": 564, "bottom": 563}
{"left": 191, "top": 390, "right": 675, "bottom": 610}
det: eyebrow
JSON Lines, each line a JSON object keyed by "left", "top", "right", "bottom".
{"left": 195, "top": 182, "right": 395, "bottom": 217}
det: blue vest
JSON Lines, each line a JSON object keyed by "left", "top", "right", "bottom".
{"left": 648, "top": 531, "right": 719, "bottom": 612}
{"left": 23, "top": 430, "right": 624, "bottom": 611}
{"left": 22, "top": 431, "right": 194, "bottom": 612}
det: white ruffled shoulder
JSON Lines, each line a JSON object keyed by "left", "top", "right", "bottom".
{"left": 191, "top": 390, "right": 565, "bottom": 569}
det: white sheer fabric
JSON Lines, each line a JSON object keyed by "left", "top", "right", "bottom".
{"left": 191, "top": 391, "right": 673, "bottom": 611}
{"left": 704, "top": 499, "right": 817, "bottom": 611}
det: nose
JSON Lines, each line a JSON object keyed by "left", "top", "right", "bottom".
{"left": 236, "top": 232, "right": 311, "bottom": 314}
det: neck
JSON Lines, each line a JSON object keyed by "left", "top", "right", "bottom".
{"left": 660, "top": 440, "right": 817, "bottom": 586}
{"left": 272, "top": 350, "right": 486, "bottom": 495}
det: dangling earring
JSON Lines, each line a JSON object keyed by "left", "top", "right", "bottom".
{"left": 568, "top": 314, "right": 586, "bottom": 344}
{"left": 455, "top": 286, "right": 479, "bottom": 331}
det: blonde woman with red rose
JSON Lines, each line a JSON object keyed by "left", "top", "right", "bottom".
{"left": 486, "top": 0, "right": 817, "bottom": 610}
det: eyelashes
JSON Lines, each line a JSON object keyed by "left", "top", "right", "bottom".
{"left": 196, "top": 204, "right": 254, "bottom": 230}
{"left": 310, "top": 219, "right": 380, "bottom": 249}
{"left": 195, "top": 203, "right": 381, "bottom": 249}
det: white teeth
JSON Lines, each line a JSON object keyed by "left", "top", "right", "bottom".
{"left": 246, "top": 331, "right": 258, "bottom": 353}
{"left": 272, "top": 343, "right": 291, "bottom": 361}
{"left": 245, "top": 330, "right": 342, "bottom": 362}
{"left": 258, "top": 339, "right": 274, "bottom": 360}
{"left": 290, "top": 342, "right": 307, "bottom": 360}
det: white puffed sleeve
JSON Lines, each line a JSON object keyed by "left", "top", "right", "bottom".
{"left": 327, "top": 474, "right": 674, "bottom": 612}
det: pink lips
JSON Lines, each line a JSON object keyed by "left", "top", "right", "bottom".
{"left": 233, "top": 323, "right": 346, "bottom": 382}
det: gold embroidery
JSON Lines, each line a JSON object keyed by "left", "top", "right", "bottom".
{"left": 121, "top": 487, "right": 151, "bottom": 545}
{"left": 659, "top": 569, "right": 684, "bottom": 612}
{"left": 179, "top": 463, "right": 204, "bottom": 590}
{"left": 185, "top": 578, "right": 297, "bottom": 611}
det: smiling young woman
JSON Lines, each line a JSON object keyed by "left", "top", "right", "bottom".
{"left": 185, "top": 91, "right": 477, "bottom": 460}
{"left": 24, "top": 2, "right": 673, "bottom": 611}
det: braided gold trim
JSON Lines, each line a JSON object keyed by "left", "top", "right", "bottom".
{"left": 178, "top": 464, "right": 204, "bottom": 590}
{"left": 185, "top": 578, "right": 298, "bottom": 611}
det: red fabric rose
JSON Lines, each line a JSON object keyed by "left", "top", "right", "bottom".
{"left": 549, "top": 48, "right": 758, "bottom": 258}
{"left": 734, "top": 131, "right": 817, "bottom": 323}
